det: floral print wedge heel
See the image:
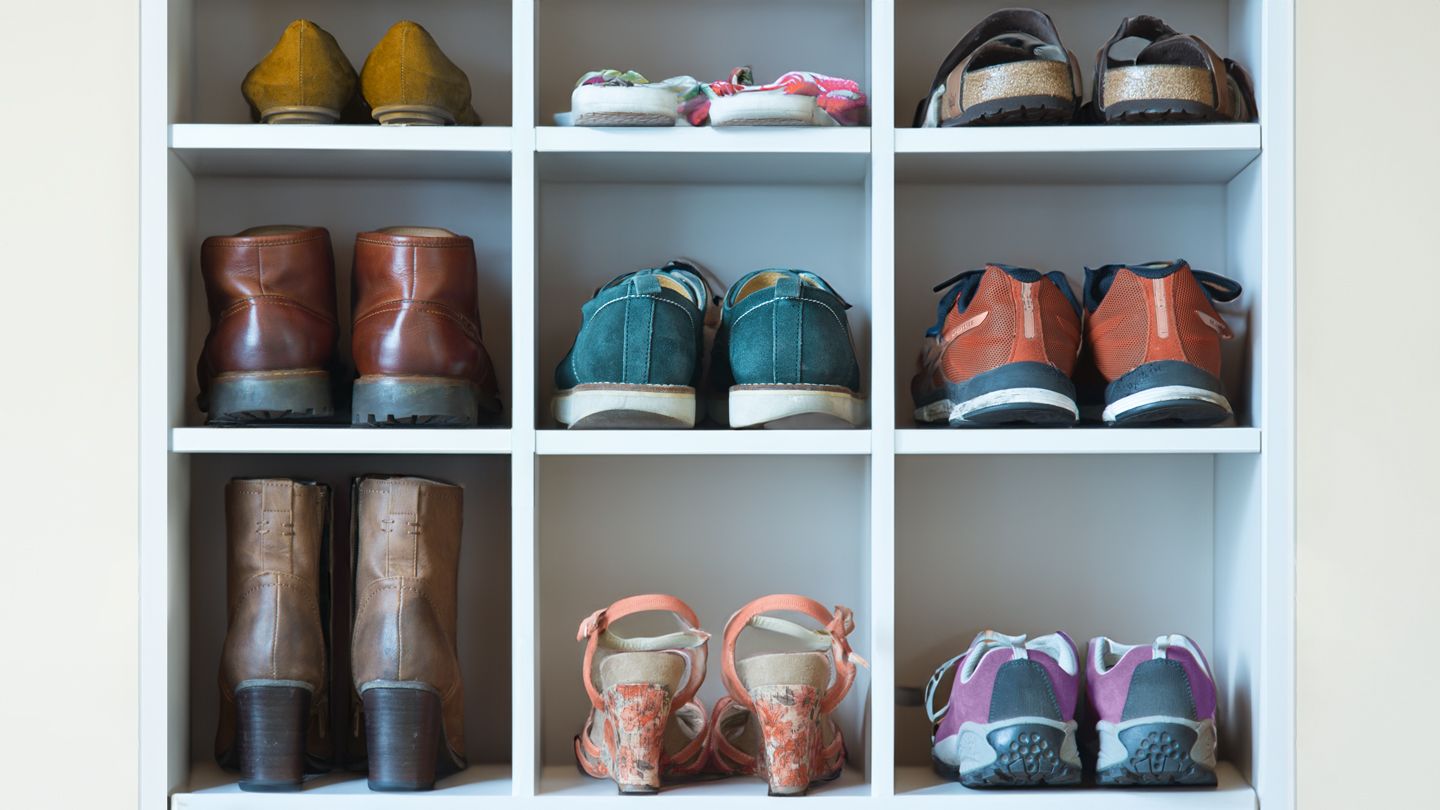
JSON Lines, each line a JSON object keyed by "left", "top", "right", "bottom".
{"left": 574, "top": 595, "right": 712, "bottom": 793}
{"left": 708, "top": 595, "right": 867, "bottom": 796}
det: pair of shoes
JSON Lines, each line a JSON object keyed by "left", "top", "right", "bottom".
{"left": 215, "top": 476, "right": 470, "bottom": 792}
{"left": 575, "top": 595, "right": 866, "bottom": 796}
{"left": 197, "top": 226, "right": 501, "bottom": 426}
{"left": 565, "top": 67, "right": 869, "bottom": 127}
{"left": 910, "top": 261, "right": 1242, "bottom": 427}
{"left": 244, "top": 20, "right": 480, "bottom": 126}
{"left": 926, "top": 631, "right": 1219, "bottom": 788}
{"left": 914, "top": 9, "right": 1256, "bottom": 127}
{"left": 553, "top": 262, "right": 865, "bottom": 429}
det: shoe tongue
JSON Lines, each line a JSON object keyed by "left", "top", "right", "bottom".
{"left": 960, "top": 630, "right": 1027, "bottom": 680}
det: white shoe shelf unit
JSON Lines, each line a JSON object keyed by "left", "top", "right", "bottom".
{"left": 140, "top": 0, "right": 1293, "bottom": 807}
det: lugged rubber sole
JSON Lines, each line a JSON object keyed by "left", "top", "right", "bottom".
{"left": 352, "top": 375, "right": 491, "bottom": 426}
{"left": 553, "top": 384, "right": 696, "bottom": 429}
{"left": 727, "top": 385, "right": 863, "bottom": 428}
{"left": 1096, "top": 719, "right": 1218, "bottom": 787}
{"left": 933, "top": 720, "right": 1082, "bottom": 788}
{"left": 942, "top": 94, "right": 1078, "bottom": 126}
{"left": 207, "top": 369, "right": 334, "bottom": 425}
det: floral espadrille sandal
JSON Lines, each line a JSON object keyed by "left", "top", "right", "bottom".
{"left": 708, "top": 595, "right": 867, "bottom": 796}
{"left": 565, "top": 70, "right": 704, "bottom": 126}
{"left": 706, "top": 68, "right": 869, "bottom": 127}
{"left": 574, "top": 595, "right": 713, "bottom": 793}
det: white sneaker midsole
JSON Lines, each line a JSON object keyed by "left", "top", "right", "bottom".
{"left": 553, "top": 387, "right": 695, "bottom": 427}
{"left": 728, "top": 386, "right": 862, "bottom": 428}
{"left": 1103, "top": 385, "right": 1231, "bottom": 423}
{"left": 914, "top": 387, "right": 1079, "bottom": 424}
{"left": 709, "top": 93, "right": 830, "bottom": 125}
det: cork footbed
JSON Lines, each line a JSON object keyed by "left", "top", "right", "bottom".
{"left": 958, "top": 60, "right": 1076, "bottom": 111}
{"left": 588, "top": 652, "right": 705, "bottom": 757}
{"left": 1102, "top": 64, "right": 1214, "bottom": 107}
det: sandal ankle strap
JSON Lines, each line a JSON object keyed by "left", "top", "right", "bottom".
{"left": 577, "top": 594, "right": 709, "bottom": 712}
{"left": 720, "top": 594, "right": 866, "bottom": 716}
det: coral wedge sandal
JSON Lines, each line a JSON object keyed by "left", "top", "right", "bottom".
{"left": 709, "top": 595, "right": 867, "bottom": 796}
{"left": 574, "top": 595, "right": 713, "bottom": 794}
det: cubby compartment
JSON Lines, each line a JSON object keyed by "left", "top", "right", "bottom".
{"left": 176, "top": 454, "right": 513, "bottom": 797}
{"left": 535, "top": 455, "right": 873, "bottom": 796}
{"left": 894, "top": 0, "right": 1258, "bottom": 129}
{"left": 535, "top": 0, "right": 871, "bottom": 127}
{"left": 893, "top": 168, "right": 1261, "bottom": 431}
{"left": 178, "top": 171, "right": 514, "bottom": 428}
{"left": 893, "top": 453, "right": 1261, "bottom": 803}
{"left": 536, "top": 171, "right": 872, "bottom": 430}
{"left": 179, "top": 0, "right": 512, "bottom": 126}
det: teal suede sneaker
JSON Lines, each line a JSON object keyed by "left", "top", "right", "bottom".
{"left": 553, "top": 261, "right": 713, "bottom": 428}
{"left": 709, "top": 269, "right": 864, "bottom": 428}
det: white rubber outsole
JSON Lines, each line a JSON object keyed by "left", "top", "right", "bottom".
{"left": 1095, "top": 717, "right": 1217, "bottom": 771}
{"left": 727, "top": 386, "right": 863, "bottom": 428}
{"left": 1102, "top": 385, "right": 1232, "bottom": 424}
{"left": 570, "top": 85, "right": 679, "bottom": 126}
{"left": 913, "top": 388, "right": 1080, "bottom": 424}
{"left": 553, "top": 386, "right": 696, "bottom": 428}
{"left": 709, "top": 93, "right": 829, "bottom": 126}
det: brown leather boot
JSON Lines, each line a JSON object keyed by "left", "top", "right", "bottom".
{"left": 198, "top": 226, "right": 339, "bottom": 424}
{"left": 350, "top": 475, "right": 467, "bottom": 790}
{"left": 350, "top": 228, "right": 501, "bottom": 425}
{"left": 216, "top": 478, "right": 332, "bottom": 791}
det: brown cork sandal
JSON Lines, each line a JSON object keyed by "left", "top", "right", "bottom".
{"left": 913, "top": 8, "right": 1082, "bottom": 127}
{"left": 1088, "top": 15, "right": 1257, "bottom": 124}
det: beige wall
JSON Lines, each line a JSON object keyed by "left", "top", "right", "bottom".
{"left": 0, "top": 2, "right": 139, "bottom": 808}
{"left": 1296, "top": 1, "right": 1440, "bottom": 807}
{"left": 1, "top": 1, "right": 1436, "bottom": 807}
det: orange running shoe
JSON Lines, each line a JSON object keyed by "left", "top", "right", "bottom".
{"left": 1082, "top": 260, "right": 1241, "bottom": 426}
{"left": 911, "top": 264, "right": 1083, "bottom": 427}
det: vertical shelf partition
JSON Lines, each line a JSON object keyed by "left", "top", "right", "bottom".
{"left": 141, "top": 0, "right": 1293, "bottom": 807}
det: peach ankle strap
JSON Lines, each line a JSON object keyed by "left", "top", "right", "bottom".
{"left": 720, "top": 594, "right": 866, "bottom": 715}
{"left": 577, "top": 594, "right": 709, "bottom": 712}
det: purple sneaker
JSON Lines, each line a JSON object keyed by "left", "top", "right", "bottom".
{"left": 1087, "top": 634, "right": 1219, "bottom": 786}
{"left": 925, "top": 631, "right": 1081, "bottom": 787}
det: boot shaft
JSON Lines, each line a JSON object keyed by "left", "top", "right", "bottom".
{"left": 201, "top": 226, "right": 338, "bottom": 320}
{"left": 220, "top": 478, "right": 330, "bottom": 690}
{"left": 350, "top": 475, "right": 463, "bottom": 685}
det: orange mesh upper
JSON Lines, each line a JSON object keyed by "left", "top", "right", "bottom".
{"left": 1086, "top": 266, "right": 1230, "bottom": 381}
{"left": 936, "top": 267, "right": 1081, "bottom": 384}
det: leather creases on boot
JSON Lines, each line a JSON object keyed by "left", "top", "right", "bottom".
{"left": 215, "top": 478, "right": 333, "bottom": 791}
{"left": 350, "top": 227, "right": 501, "bottom": 426}
{"left": 351, "top": 475, "right": 468, "bottom": 791}
{"left": 242, "top": 20, "right": 360, "bottom": 124}
{"left": 360, "top": 21, "right": 481, "bottom": 125}
{"left": 197, "top": 225, "right": 340, "bottom": 424}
